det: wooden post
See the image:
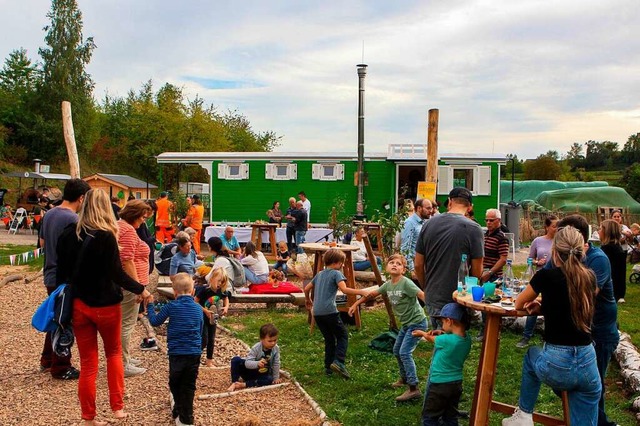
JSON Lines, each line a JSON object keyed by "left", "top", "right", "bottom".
{"left": 62, "top": 101, "right": 80, "bottom": 178}
{"left": 363, "top": 235, "right": 398, "bottom": 331}
{"left": 426, "top": 109, "right": 439, "bottom": 183}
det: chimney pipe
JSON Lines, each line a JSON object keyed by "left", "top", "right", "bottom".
{"left": 356, "top": 64, "right": 367, "bottom": 218}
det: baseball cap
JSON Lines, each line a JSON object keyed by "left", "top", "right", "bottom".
{"left": 448, "top": 187, "right": 473, "bottom": 203}
{"left": 160, "top": 191, "right": 167, "bottom": 197}
{"left": 192, "top": 194, "right": 200, "bottom": 200}
{"left": 432, "top": 302, "right": 469, "bottom": 328}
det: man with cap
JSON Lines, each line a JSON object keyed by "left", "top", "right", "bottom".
{"left": 414, "top": 187, "right": 484, "bottom": 329}
{"left": 155, "top": 191, "right": 174, "bottom": 244}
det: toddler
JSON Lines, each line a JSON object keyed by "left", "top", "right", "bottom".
{"left": 274, "top": 241, "right": 290, "bottom": 274}
{"left": 228, "top": 323, "right": 282, "bottom": 391}
{"left": 195, "top": 267, "right": 230, "bottom": 367}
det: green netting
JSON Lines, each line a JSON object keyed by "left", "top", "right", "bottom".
{"left": 500, "top": 180, "right": 609, "bottom": 204}
{"left": 535, "top": 186, "right": 640, "bottom": 213}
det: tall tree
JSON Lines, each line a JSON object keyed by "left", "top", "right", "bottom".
{"left": 0, "top": 48, "right": 39, "bottom": 94}
{"left": 523, "top": 154, "right": 562, "bottom": 180}
{"left": 621, "top": 133, "right": 640, "bottom": 165}
{"left": 36, "top": 0, "right": 97, "bottom": 160}
{"left": 566, "top": 142, "right": 584, "bottom": 169}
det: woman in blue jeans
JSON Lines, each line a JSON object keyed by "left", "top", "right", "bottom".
{"left": 503, "top": 226, "right": 601, "bottom": 426}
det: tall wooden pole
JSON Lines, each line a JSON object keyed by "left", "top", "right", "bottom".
{"left": 62, "top": 101, "right": 80, "bottom": 178}
{"left": 426, "top": 109, "right": 439, "bottom": 183}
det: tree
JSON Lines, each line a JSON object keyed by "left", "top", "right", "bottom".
{"left": 584, "top": 140, "right": 619, "bottom": 169}
{"left": 621, "top": 133, "right": 640, "bottom": 165}
{"left": 523, "top": 155, "right": 562, "bottom": 180}
{"left": 621, "top": 163, "right": 640, "bottom": 201}
{"left": 35, "top": 0, "right": 97, "bottom": 160}
{"left": 0, "top": 48, "right": 39, "bottom": 94}
{"left": 566, "top": 142, "right": 584, "bottom": 169}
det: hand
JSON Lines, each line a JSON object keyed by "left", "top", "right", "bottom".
{"left": 348, "top": 305, "right": 357, "bottom": 316}
{"left": 221, "top": 306, "right": 228, "bottom": 316}
{"left": 524, "top": 300, "right": 541, "bottom": 315}
{"left": 273, "top": 378, "right": 283, "bottom": 384}
{"left": 305, "top": 299, "right": 313, "bottom": 310}
{"left": 481, "top": 271, "right": 491, "bottom": 283}
{"left": 258, "top": 359, "right": 267, "bottom": 368}
{"left": 430, "top": 330, "right": 444, "bottom": 336}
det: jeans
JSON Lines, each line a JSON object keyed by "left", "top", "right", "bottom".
{"left": 594, "top": 339, "right": 620, "bottom": 426}
{"left": 120, "top": 290, "right": 140, "bottom": 366}
{"left": 40, "top": 286, "right": 72, "bottom": 377}
{"left": 353, "top": 257, "right": 383, "bottom": 271}
{"left": 169, "top": 354, "right": 200, "bottom": 425}
{"left": 73, "top": 299, "right": 124, "bottom": 421}
{"left": 274, "top": 260, "right": 288, "bottom": 274}
{"left": 422, "top": 380, "right": 462, "bottom": 426}
{"left": 522, "top": 315, "right": 538, "bottom": 339}
{"left": 244, "top": 267, "right": 269, "bottom": 284}
{"left": 425, "top": 304, "right": 442, "bottom": 330}
{"left": 393, "top": 319, "right": 427, "bottom": 386}
{"left": 230, "top": 356, "right": 273, "bottom": 387}
{"left": 314, "top": 312, "right": 349, "bottom": 369}
{"left": 286, "top": 227, "right": 296, "bottom": 252}
{"left": 518, "top": 344, "right": 601, "bottom": 426}
{"left": 295, "top": 230, "right": 306, "bottom": 253}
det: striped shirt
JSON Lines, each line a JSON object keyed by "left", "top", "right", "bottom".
{"left": 147, "top": 296, "right": 203, "bottom": 355}
{"left": 483, "top": 229, "right": 509, "bottom": 276}
{"left": 117, "top": 220, "right": 150, "bottom": 285}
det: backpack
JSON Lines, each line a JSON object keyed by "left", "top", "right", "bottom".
{"left": 225, "top": 256, "right": 246, "bottom": 288}
{"left": 32, "top": 284, "right": 68, "bottom": 332}
{"left": 155, "top": 242, "right": 178, "bottom": 276}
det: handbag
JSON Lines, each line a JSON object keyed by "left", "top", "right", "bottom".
{"left": 31, "top": 233, "right": 94, "bottom": 332}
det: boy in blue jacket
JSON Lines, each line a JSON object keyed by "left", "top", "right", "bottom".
{"left": 147, "top": 273, "right": 203, "bottom": 426}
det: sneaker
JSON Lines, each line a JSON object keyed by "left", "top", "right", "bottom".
{"left": 39, "top": 365, "right": 51, "bottom": 373}
{"left": 515, "top": 337, "right": 530, "bottom": 349}
{"left": 140, "top": 338, "right": 159, "bottom": 351}
{"left": 395, "top": 388, "right": 421, "bottom": 402}
{"left": 502, "top": 407, "right": 534, "bottom": 425}
{"left": 169, "top": 392, "right": 175, "bottom": 411}
{"left": 390, "top": 378, "right": 407, "bottom": 388}
{"left": 175, "top": 418, "right": 194, "bottom": 426}
{"left": 617, "top": 298, "right": 626, "bottom": 304}
{"left": 52, "top": 366, "right": 80, "bottom": 380}
{"left": 330, "top": 360, "right": 351, "bottom": 379}
{"left": 324, "top": 368, "right": 333, "bottom": 376}
{"left": 129, "top": 358, "right": 143, "bottom": 367}
{"left": 124, "top": 364, "right": 146, "bottom": 378}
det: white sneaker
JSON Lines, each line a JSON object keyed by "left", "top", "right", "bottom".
{"left": 175, "top": 418, "right": 194, "bottom": 426}
{"left": 129, "top": 358, "right": 143, "bottom": 367}
{"left": 502, "top": 407, "right": 533, "bottom": 426}
{"left": 123, "top": 363, "right": 146, "bottom": 377}
{"left": 618, "top": 298, "right": 626, "bottom": 304}
{"left": 170, "top": 392, "right": 175, "bottom": 410}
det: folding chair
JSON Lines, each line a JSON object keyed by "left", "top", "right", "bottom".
{"left": 8, "top": 208, "right": 27, "bottom": 234}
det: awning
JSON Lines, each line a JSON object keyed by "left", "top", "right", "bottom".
{"left": 2, "top": 171, "right": 72, "bottom": 180}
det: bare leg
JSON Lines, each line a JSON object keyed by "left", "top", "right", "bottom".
{"left": 227, "top": 381, "right": 247, "bottom": 392}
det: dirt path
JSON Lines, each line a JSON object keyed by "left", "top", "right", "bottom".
{"left": 0, "top": 271, "right": 323, "bottom": 426}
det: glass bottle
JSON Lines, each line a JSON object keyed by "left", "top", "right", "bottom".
{"left": 503, "top": 259, "right": 515, "bottom": 298}
{"left": 457, "top": 253, "right": 469, "bottom": 293}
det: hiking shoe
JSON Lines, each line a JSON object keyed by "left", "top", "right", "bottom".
{"left": 395, "top": 388, "right": 421, "bottom": 402}
{"left": 330, "top": 360, "right": 351, "bottom": 379}
{"left": 502, "top": 407, "right": 534, "bottom": 425}
{"left": 390, "top": 378, "right": 407, "bottom": 388}
{"left": 325, "top": 368, "right": 333, "bottom": 376}
{"left": 53, "top": 367, "right": 80, "bottom": 380}
{"left": 124, "top": 364, "right": 146, "bottom": 377}
{"left": 515, "top": 337, "right": 530, "bottom": 349}
{"left": 129, "top": 358, "right": 143, "bottom": 367}
{"left": 39, "top": 365, "right": 51, "bottom": 373}
{"left": 140, "top": 338, "right": 159, "bottom": 351}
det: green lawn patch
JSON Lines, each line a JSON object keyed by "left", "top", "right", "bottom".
{"left": 0, "top": 244, "right": 42, "bottom": 271}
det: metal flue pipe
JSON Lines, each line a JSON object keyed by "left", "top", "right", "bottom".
{"left": 356, "top": 64, "right": 367, "bottom": 218}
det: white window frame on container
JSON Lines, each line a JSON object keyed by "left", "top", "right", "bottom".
{"left": 312, "top": 162, "right": 345, "bottom": 181}
{"left": 437, "top": 165, "right": 491, "bottom": 196}
{"left": 217, "top": 162, "right": 249, "bottom": 180}
{"left": 265, "top": 163, "right": 297, "bottom": 180}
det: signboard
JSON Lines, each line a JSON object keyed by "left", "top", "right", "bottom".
{"left": 417, "top": 181, "right": 436, "bottom": 201}
{"left": 40, "top": 165, "right": 50, "bottom": 173}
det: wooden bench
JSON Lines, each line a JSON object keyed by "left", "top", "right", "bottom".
{"left": 156, "top": 285, "right": 306, "bottom": 309}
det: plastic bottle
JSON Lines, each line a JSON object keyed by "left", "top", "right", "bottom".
{"left": 457, "top": 254, "right": 469, "bottom": 293}
{"left": 503, "top": 259, "right": 515, "bottom": 298}
{"left": 520, "top": 257, "right": 534, "bottom": 294}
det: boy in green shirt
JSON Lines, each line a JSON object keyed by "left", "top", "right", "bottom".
{"left": 349, "top": 254, "right": 426, "bottom": 401}
{"left": 412, "top": 302, "right": 471, "bottom": 425}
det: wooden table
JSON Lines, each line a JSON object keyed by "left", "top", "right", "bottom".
{"left": 250, "top": 222, "right": 278, "bottom": 260}
{"left": 454, "top": 291, "right": 570, "bottom": 426}
{"left": 298, "top": 242, "right": 362, "bottom": 329}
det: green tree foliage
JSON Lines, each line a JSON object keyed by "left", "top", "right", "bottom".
{"left": 584, "top": 140, "right": 619, "bottom": 169}
{"left": 621, "top": 163, "right": 640, "bottom": 201}
{"left": 566, "top": 142, "right": 584, "bottom": 170}
{"left": 621, "top": 133, "right": 640, "bottom": 164}
{"left": 523, "top": 154, "right": 563, "bottom": 180}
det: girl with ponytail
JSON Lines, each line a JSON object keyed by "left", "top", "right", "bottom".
{"left": 502, "top": 226, "right": 601, "bottom": 426}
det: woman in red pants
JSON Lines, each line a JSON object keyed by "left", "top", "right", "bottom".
{"left": 57, "top": 189, "right": 151, "bottom": 426}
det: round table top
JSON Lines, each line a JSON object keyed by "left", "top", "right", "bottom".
{"left": 453, "top": 291, "right": 527, "bottom": 317}
{"left": 298, "top": 242, "right": 360, "bottom": 252}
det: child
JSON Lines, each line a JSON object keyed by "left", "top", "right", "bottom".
{"left": 349, "top": 254, "right": 426, "bottom": 401}
{"left": 412, "top": 302, "right": 471, "bottom": 426}
{"left": 228, "top": 323, "right": 282, "bottom": 391}
{"left": 147, "top": 273, "right": 203, "bottom": 426}
{"left": 274, "top": 241, "right": 290, "bottom": 274}
{"left": 304, "top": 249, "right": 367, "bottom": 379}
{"left": 195, "top": 267, "right": 230, "bottom": 367}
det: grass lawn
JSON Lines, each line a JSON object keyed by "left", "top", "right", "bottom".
{"left": 224, "top": 267, "right": 640, "bottom": 425}
{"left": 0, "top": 244, "right": 42, "bottom": 271}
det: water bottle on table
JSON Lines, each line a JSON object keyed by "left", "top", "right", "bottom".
{"left": 457, "top": 254, "right": 469, "bottom": 294}
{"left": 503, "top": 259, "right": 515, "bottom": 300}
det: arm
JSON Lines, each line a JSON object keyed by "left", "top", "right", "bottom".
{"left": 515, "top": 284, "right": 538, "bottom": 310}
{"left": 271, "top": 347, "right": 281, "bottom": 382}
{"left": 416, "top": 289, "right": 425, "bottom": 303}
{"left": 122, "top": 259, "right": 138, "bottom": 282}
{"left": 470, "top": 258, "right": 483, "bottom": 280}
{"left": 411, "top": 328, "right": 442, "bottom": 342}
{"left": 337, "top": 280, "right": 366, "bottom": 296}
{"left": 414, "top": 253, "right": 425, "bottom": 289}
{"left": 244, "top": 344, "right": 262, "bottom": 370}
{"left": 482, "top": 255, "right": 507, "bottom": 283}
{"left": 304, "top": 281, "right": 314, "bottom": 309}
{"left": 221, "top": 295, "right": 229, "bottom": 315}
{"left": 348, "top": 289, "right": 380, "bottom": 316}
{"left": 146, "top": 302, "right": 170, "bottom": 327}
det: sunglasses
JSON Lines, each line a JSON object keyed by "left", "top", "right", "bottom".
{"left": 485, "top": 218, "right": 498, "bottom": 222}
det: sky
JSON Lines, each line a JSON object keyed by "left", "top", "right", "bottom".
{"left": 1, "top": 0, "right": 639, "bottom": 159}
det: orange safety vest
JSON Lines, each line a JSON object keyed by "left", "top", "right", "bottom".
{"left": 156, "top": 198, "right": 173, "bottom": 227}
{"left": 188, "top": 204, "right": 204, "bottom": 230}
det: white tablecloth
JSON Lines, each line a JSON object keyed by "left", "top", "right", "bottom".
{"left": 203, "top": 226, "right": 333, "bottom": 244}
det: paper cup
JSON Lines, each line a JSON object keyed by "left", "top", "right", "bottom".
{"left": 472, "top": 286, "right": 484, "bottom": 302}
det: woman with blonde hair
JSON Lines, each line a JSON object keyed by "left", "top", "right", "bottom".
{"left": 503, "top": 226, "right": 601, "bottom": 426}
{"left": 57, "top": 189, "right": 150, "bottom": 425}
{"left": 599, "top": 219, "right": 627, "bottom": 303}
{"left": 196, "top": 267, "right": 231, "bottom": 366}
